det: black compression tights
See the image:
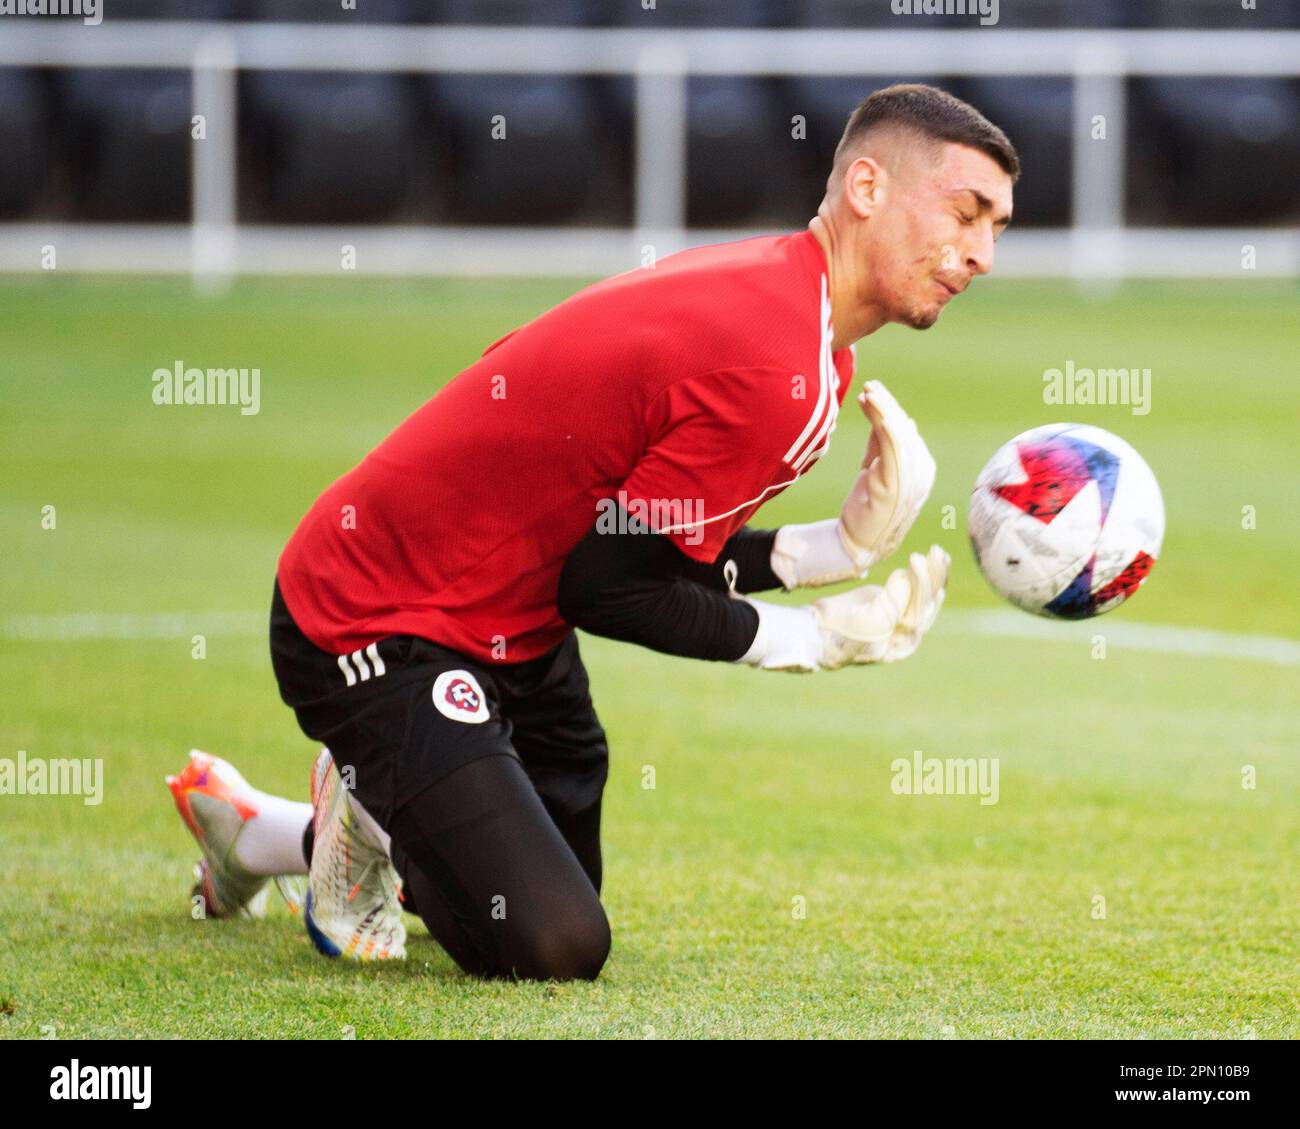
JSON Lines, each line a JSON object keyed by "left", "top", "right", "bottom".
{"left": 387, "top": 755, "right": 610, "bottom": 981}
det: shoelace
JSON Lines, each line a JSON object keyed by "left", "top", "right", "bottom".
{"left": 345, "top": 851, "right": 404, "bottom": 913}
{"left": 335, "top": 814, "right": 404, "bottom": 918}
{"left": 339, "top": 850, "right": 404, "bottom": 954}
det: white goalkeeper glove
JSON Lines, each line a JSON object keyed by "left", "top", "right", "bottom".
{"left": 770, "top": 381, "right": 936, "bottom": 589}
{"left": 739, "top": 546, "right": 950, "bottom": 672}
{"left": 839, "top": 380, "right": 936, "bottom": 572}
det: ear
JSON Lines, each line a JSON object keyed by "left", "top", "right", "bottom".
{"left": 843, "top": 155, "right": 886, "bottom": 220}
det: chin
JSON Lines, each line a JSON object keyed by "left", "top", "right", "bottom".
{"left": 901, "top": 304, "right": 942, "bottom": 330}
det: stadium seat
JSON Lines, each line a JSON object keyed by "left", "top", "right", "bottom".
{"left": 106, "top": 0, "right": 246, "bottom": 18}
{"left": 683, "top": 76, "right": 801, "bottom": 227}
{"left": 0, "top": 70, "right": 48, "bottom": 219}
{"left": 413, "top": 0, "right": 622, "bottom": 224}
{"left": 791, "top": 0, "right": 1135, "bottom": 27}
{"left": 420, "top": 72, "right": 620, "bottom": 224}
{"left": 959, "top": 78, "right": 1072, "bottom": 226}
{"left": 59, "top": 69, "right": 193, "bottom": 221}
{"left": 1128, "top": 77, "right": 1300, "bottom": 226}
{"left": 426, "top": 0, "right": 594, "bottom": 24}
{"left": 951, "top": 0, "right": 1133, "bottom": 28}
{"left": 594, "top": 70, "right": 798, "bottom": 228}
{"left": 594, "top": 1, "right": 796, "bottom": 227}
{"left": 606, "top": 0, "right": 782, "bottom": 27}
{"left": 1121, "top": 0, "right": 1300, "bottom": 225}
{"left": 249, "top": 0, "right": 415, "bottom": 22}
{"left": 242, "top": 72, "right": 417, "bottom": 222}
{"left": 790, "top": 0, "right": 923, "bottom": 28}
{"left": 1133, "top": 0, "right": 1299, "bottom": 29}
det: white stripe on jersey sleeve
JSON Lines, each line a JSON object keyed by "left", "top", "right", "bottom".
{"left": 781, "top": 274, "right": 835, "bottom": 467}
{"left": 790, "top": 274, "right": 841, "bottom": 470}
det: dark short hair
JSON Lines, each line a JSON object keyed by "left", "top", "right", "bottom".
{"left": 833, "top": 83, "right": 1020, "bottom": 181}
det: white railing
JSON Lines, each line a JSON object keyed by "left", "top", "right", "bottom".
{"left": 1, "top": 22, "right": 1297, "bottom": 284}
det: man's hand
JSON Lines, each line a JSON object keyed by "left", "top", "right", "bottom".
{"left": 740, "top": 546, "right": 950, "bottom": 671}
{"left": 812, "top": 545, "right": 950, "bottom": 666}
{"left": 837, "top": 381, "right": 937, "bottom": 573}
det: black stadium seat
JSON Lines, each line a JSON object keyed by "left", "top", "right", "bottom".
{"left": 603, "top": 0, "right": 783, "bottom": 25}
{"left": 242, "top": 72, "right": 417, "bottom": 222}
{"left": 420, "top": 72, "right": 619, "bottom": 224}
{"left": 1132, "top": 0, "right": 1299, "bottom": 29}
{"left": 682, "top": 75, "right": 798, "bottom": 227}
{"left": 427, "top": 0, "right": 595, "bottom": 25}
{"left": 248, "top": 0, "right": 415, "bottom": 22}
{"left": 959, "top": 78, "right": 1072, "bottom": 227}
{"left": 58, "top": 69, "right": 193, "bottom": 221}
{"left": 417, "top": 0, "right": 623, "bottom": 224}
{"left": 1125, "top": 0, "right": 1300, "bottom": 224}
{"left": 789, "top": 0, "right": 926, "bottom": 28}
{"left": 1128, "top": 77, "right": 1300, "bottom": 226}
{"left": 103, "top": 0, "right": 246, "bottom": 18}
{"left": 596, "top": 0, "right": 796, "bottom": 227}
{"left": 942, "top": 0, "right": 1133, "bottom": 28}
{"left": 0, "top": 70, "right": 48, "bottom": 219}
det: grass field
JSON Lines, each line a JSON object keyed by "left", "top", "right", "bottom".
{"left": 1, "top": 272, "right": 1297, "bottom": 1039}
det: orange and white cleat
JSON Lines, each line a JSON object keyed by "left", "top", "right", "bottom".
{"left": 304, "top": 748, "right": 406, "bottom": 961}
{"left": 166, "top": 750, "right": 271, "bottom": 919}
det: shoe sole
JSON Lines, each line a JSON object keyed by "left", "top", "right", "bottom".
{"left": 174, "top": 793, "right": 254, "bottom": 918}
{"left": 304, "top": 890, "right": 343, "bottom": 958}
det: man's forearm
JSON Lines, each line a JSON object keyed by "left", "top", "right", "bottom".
{"left": 556, "top": 510, "right": 949, "bottom": 671}
{"left": 557, "top": 515, "right": 762, "bottom": 661}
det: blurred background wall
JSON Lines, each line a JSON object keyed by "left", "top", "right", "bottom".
{"left": 0, "top": 0, "right": 1296, "bottom": 278}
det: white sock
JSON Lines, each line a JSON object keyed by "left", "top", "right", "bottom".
{"left": 234, "top": 791, "right": 312, "bottom": 876}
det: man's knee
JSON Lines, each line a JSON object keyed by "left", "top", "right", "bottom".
{"left": 500, "top": 901, "right": 611, "bottom": 982}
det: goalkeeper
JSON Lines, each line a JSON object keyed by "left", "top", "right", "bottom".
{"left": 165, "top": 83, "right": 1016, "bottom": 980}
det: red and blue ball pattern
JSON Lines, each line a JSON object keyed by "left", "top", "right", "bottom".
{"left": 988, "top": 431, "right": 1158, "bottom": 619}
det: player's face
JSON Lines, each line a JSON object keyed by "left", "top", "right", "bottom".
{"left": 868, "top": 143, "right": 1014, "bottom": 330}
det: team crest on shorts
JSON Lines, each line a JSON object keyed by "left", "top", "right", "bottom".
{"left": 432, "top": 670, "right": 489, "bottom": 724}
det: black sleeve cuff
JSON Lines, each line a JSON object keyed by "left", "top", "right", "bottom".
{"left": 557, "top": 511, "right": 765, "bottom": 662}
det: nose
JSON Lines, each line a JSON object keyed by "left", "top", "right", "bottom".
{"left": 966, "top": 230, "right": 995, "bottom": 277}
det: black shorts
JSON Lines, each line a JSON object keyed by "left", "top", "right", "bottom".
{"left": 268, "top": 581, "right": 609, "bottom": 830}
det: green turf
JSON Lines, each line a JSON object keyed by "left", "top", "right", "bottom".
{"left": 1, "top": 273, "right": 1296, "bottom": 1038}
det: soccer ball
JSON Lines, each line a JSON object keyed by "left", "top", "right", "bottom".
{"left": 967, "top": 423, "right": 1164, "bottom": 619}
